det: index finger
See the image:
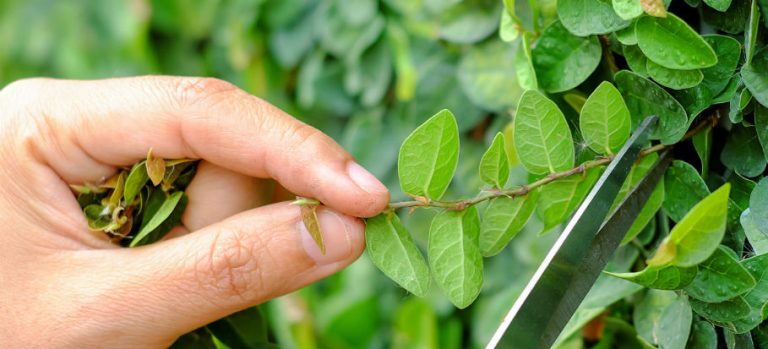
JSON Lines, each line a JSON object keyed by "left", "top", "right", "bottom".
{"left": 4, "top": 76, "right": 389, "bottom": 218}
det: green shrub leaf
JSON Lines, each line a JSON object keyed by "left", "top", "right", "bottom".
{"left": 725, "top": 254, "right": 768, "bottom": 333}
{"left": 558, "top": 0, "right": 630, "bottom": 36}
{"left": 648, "top": 184, "right": 730, "bottom": 267}
{"left": 532, "top": 20, "right": 602, "bottom": 92}
{"left": 365, "top": 213, "right": 430, "bottom": 297}
{"left": 514, "top": 32, "right": 537, "bottom": 91}
{"left": 745, "top": 0, "right": 760, "bottom": 65}
{"left": 686, "top": 320, "right": 717, "bottom": 349}
{"left": 742, "top": 46, "right": 768, "bottom": 108}
{"left": 741, "top": 209, "right": 768, "bottom": 255}
{"left": 609, "top": 153, "right": 666, "bottom": 243}
{"left": 721, "top": 125, "right": 767, "bottom": 177}
{"left": 124, "top": 160, "right": 149, "bottom": 204}
{"left": 537, "top": 167, "right": 602, "bottom": 233}
{"left": 689, "top": 296, "right": 751, "bottom": 323}
{"left": 480, "top": 191, "right": 538, "bottom": 257}
{"left": 130, "top": 191, "right": 186, "bottom": 247}
{"left": 645, "top": 60, "right": 703, "bottom": 90}
{"left": 656, "top": 292, "right": 693, "bottom": 349}
{"left": 704, "top": 0, "right": 733, "bottom": 11}
{"left": 606, "top": 265, "right": 697, "bottom": 290}
{"left": 749, "top": 177, "right": 768, "bottom": 228}
{"left": 635, "top": 13, "right": 717, "bottom": 70}
{"left": 428, "top": 207, "right": 483, "bottom": 309}
{"left": 458, "top": 40, "right": 523, "bottom": 110}
{"left": 663, "top": 160, "right": 710, "bottom": 222}
{"left": 479, "top": 133, "right": 510, "bottom": 188}
{"left": 612, "top": 0, "right": 643, "bottom": 20}
{"left": 622, "top": 44, "right": 649, "bottom": 77}
{"left": 700, "top": 35, "right": 742, "bottom": 97}
{"left": 398, "top": 109, "right": 459, "bottom": 200}
{"left": 579, "top": 81, "right": 631, "bottom": 155}
{"left": 614, "top": 70, "right": 688, "bottom": 144}
{"left": 692, "top": 126, "right": 712, "bottom": 178}
{"left": 513, "top": 90, "right": 575, "bottom": 175}
{"left": 684, "top": 246, "right": 756, "bottom": 302}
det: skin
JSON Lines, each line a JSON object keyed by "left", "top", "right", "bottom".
{"left": 0, "top": 76, "right": 390, "bottom": 348}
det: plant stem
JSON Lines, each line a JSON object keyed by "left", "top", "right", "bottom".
{"left": 387, "top": 114, "right": 716, "bottom": 212}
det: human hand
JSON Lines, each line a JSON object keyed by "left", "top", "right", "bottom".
{"left": 0, "top": 77, "right": 389, "bottom": 348}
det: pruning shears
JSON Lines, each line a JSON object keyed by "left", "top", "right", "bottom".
{"left": 487, "top": 116, "right": 671, "bottom": 349}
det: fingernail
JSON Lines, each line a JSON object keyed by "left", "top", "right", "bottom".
{"left": 298, "top": 208, "right": 360, "bottom": 264}
{"left": 347, "top": 162, "right": 387, "bottom": 194}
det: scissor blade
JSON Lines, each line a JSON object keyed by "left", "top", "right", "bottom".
{"left": 487, "top": 117, "right": 663, "bottom": 349}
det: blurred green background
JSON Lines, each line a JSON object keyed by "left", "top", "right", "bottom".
{"left": 0, "top": 0, "right": 572, "bottom": 348}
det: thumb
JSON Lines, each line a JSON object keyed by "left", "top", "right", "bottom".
{"left": 106, "top": 202, "right": 364, "bottom": 342}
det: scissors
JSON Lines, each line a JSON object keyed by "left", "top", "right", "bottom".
{"left": 486, "top": 116, "right": 672, "bottom": 349}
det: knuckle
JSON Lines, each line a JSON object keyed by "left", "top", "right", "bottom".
{"left": 171, "top": 77, "right": 240, "bottom": 108}
{"left": 194, "top": 228, "right": 262, "bottom": 302}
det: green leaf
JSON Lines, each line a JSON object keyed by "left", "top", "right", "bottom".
{"left": 749, "top": 177, "right": 768, "bottom": 228}
{"left": 684, "top": 246, "right": 756, "bottom": 302}
{"left": 458, "top": 40, "right": 523, "bottom": 110}
{"left": 686, "top": 320, "right": 717, "bottom": 349}
{"left": 701, "top": 35, "right": 742, "bottom": 97}
{"left": 622, "top": 45, "right": 649, "bottom": 77}
{"left": 365, "top": 213, "right": 430, "bottom": 297}
{"left": 756, "top": 105, "right": 768, "bottom": 162}
{"left": 673, "top": 85, "right": 713, "bottom": 122}
{"left": 741, "top": 209, "right": 768, "bottom": 256}
{"left": 579, "top": 81, "right": 631, "bottom": 155}
{"left": 663, "top": 160, "right": 710, "bottom": 222}
{"left": 634, "top": 290, "right": 675, "bottom": 345}
{"left": 480, "top": 191, "right": 538, "bottom": 257}
{"left": 648, "top": 184, "right": 730, "bottom": 267}
{"left": 704, "top": 0, "right": 733, "bottom": 11}
{"left": 514, "top": 32, "right": 538, "bottom": 91}
{"left": 206, "top": 306, "right": 271, "bottom": 349}
{"left": 557, "top": 0, "right": 630, "bottom": 36}
{"left": 606, "top": 265, "right": 697, "bottom": 290}
{"left": 428, "top": 207, "right": 483, "bottom": 309}
{"left": 635, "top": 13, "right": 718, "bottom": 70}
{"left": 614, "top": 70, "right": 688, "bottom": 144}
{"left": 537, "top": 167, "right": 602, "bottom": 233}
{"left": 742, "top": 46, "right": 768, "bottom": 108}
{"left": 689, "top": 296, "right": 752, "bottom": 323}
{"left": 721, "top": 125, "right": 767, "bottom": 178}
{"left": 656, "top": 292, "right": 693, "bottom": 349}
{"left": 513, "top": 90, "right": 575, "bottom": 175}
{"left": 398, "top": 109, "right": 460, "bottom": 200}
{"left": 532, "top": 20, "right": 602, "bottom": 93}
{"left": 479, "top": 133, "right": 510, "bottom": 188}
{"left": 609, "top": 152, "right": 665, "bottom": 244}
{"left": 498, "top": 10, "right": 520, "bottom": 42}
{"left": 646, "top": 60, "right": 703, "bottom": 90}
{"left": 392, "top": 298, "right": 438, "bottom": 349}
{"left": 84, "top": 204, "right": 116, "bottom": 231}
{"left": 613, "top": 0, "right": 644, "bottom": 19}
{"left": 130, "top": 191, "right": 186, "bottom": 247}
{"left": 726, "top": 254, "right": 768, "bottom": 333}
{"left": 615, "top": 24, "right": 638, "bottom": 45}
{"left": 745, "top": 0, "right": 761, "bottom": 65}
{"left": 713, "top": 76, "right": 742, "bottom": 104}
{"left": 438, "top": 2, "right": 501, "bottom": 44}
{"left": 692, "top": 126, "right": 712, "bottom": 178}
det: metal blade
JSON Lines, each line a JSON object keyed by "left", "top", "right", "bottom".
{"left": 486, "top": 116, "right": 667, "bottom": 349}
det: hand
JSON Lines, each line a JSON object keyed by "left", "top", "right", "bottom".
{"left": 0, "top": 77, "right": 389, "bottom": 348}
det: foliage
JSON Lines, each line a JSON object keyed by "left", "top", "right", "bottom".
{"left": 4, "top": 0, "right": 768, "bottom": 347}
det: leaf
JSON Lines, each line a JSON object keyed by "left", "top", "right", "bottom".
{"left": 634, "top": 290, "right": 677, "bottom": 345}
{"left": 124, "top": 161, "right": 149, "bottom": 204}
{"left": 480, "top": 190, "right": 538, "bottom": 257}
{"left": 531, "top": 20, "right": 602, "bottom": 93}
{"left": 608, "top": 153, "right": 665, "bottom": 244}
{"left": 514, "top": 32, "right": 537, "bottom": 91}
{"left": 299, "top": 202, "right": 325, "bottom": 255}
{"left": 663, "top": 160, "right": 710, "bottom": 222}
{"left": 615, "top": 25, "right": 638, "bottom": 45}
{"left": 656, "top": 292, "right": 693, "bottom": 349}
{"left": 398, "top": 109, "right": 460, "bottom": 200}
{"left": 692, "top": 126, "right": 712, "bottom": 178}
{"left": 365, "top": 213, "right": 430, "bottom": 297}
{"left": 750, "top": 177, "right": 768, "bottom": 229}
{"left": 579, "top": 81, "right": 631, "bottom": 155}
{"left": 146, "top": 148, "right": 167, "bottom": 186}
{"left": 513, "top": 90, "right": 575, "bottom": 175}
{"left": 438, "top": 2, "right": 501, "bottom": 44}
{"left": 742, "top": 46, "right": 768, "bottom": 108}
{"left": 606, "top": 265, "right": 697, "bottom": 290}
{"left": 479, "top": 133, "right": 510, "bottom": 188}
{"left": 614, "top": 70, "right": 688, "bottom": 144}
{"left": 645, "top": 60, "right": 703, "bottom": 90}
{"left": 107, "top": 171, "right": 126, "bottom": 208}
{"left": 745, "top": 0, "right": 761, "bottom": 65}
{"left": 704, "top": 0, "right": 734, "bottom": 11}
{"left": 721, "top": 125, "right": 767, "bottom": 178}
{"left": 428, "top": 207, "right": 483, "bottom": 309}
{"left": 641, "top": 0, "right": 668, "bottom": 16}
{"left": 613, "top": 0, "right": 644, "bottom": 20}
{"left": 673, "top": 85, "right": 713, "bottom": 122}
{"left": 622, "top": 45, "right": 649, "bottom": 77}
{"left": 635, "top": 14, "right": 718, "bottom": 70}
{"left": 392, "top": 298, "right": 438, "bottom": 349}
{"left": 537, "top": 167, "right": 602, "bottom": 233}
{"left": 563, "top": 92, "right": 587, "bottom": 113}
{"left": 130, "top": 191, "right": 185, "bottom": 247}
{"left": 84, "top": 204, "right": 116, "bottom": 231}
{"left": 686, "top": 320, "right": 717, "bottom": 349}
{"left": 742, "top": 209, "right": 768, "bottom": 256}
{"left": 684, "top": 246, "right": 756, "bottom": 302}
{"left": 756, "top": 106, "right": 768, "bottom": 163}
{"left": 458, "top": 40, "right": 524, "bottom": 110}
{"left": 206, "top": 306, "right": 271, "bottom": 349}
{"left": 701, "top": 35, "right": 742, "bottom": 97}
{"left": 725, "top": 254, "right": 768, "bottom": 333}
{"left": 498, "top": 10, "right": 519, "bottom": 42}
{"left": 648, "top": 184, "right": 730, "bottom": 267}
{"left": 557, "top": 0, "right": 630, "bottom": 36}
{"left": 689, "top": 296, "right": 752, "bottom": 323}
{"left": 713, "top": 76, "right": 742, "bottom": 104}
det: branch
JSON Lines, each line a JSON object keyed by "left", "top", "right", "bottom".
{"left": 387, "top": 114, "right": 716, "bottom": 212}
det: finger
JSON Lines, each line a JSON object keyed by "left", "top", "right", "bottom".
{"left": 182, "top": 161, "right": 274, "bottom": 231}
{"left": 92, "top": 202, "right": 364, "bottom": 341}
{"left": 8, "top": 77, "right": 388, "bottom": 217}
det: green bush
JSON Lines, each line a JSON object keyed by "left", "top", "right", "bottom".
{"left": 5, "top": 0, "right": 768, "bottom": 347}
